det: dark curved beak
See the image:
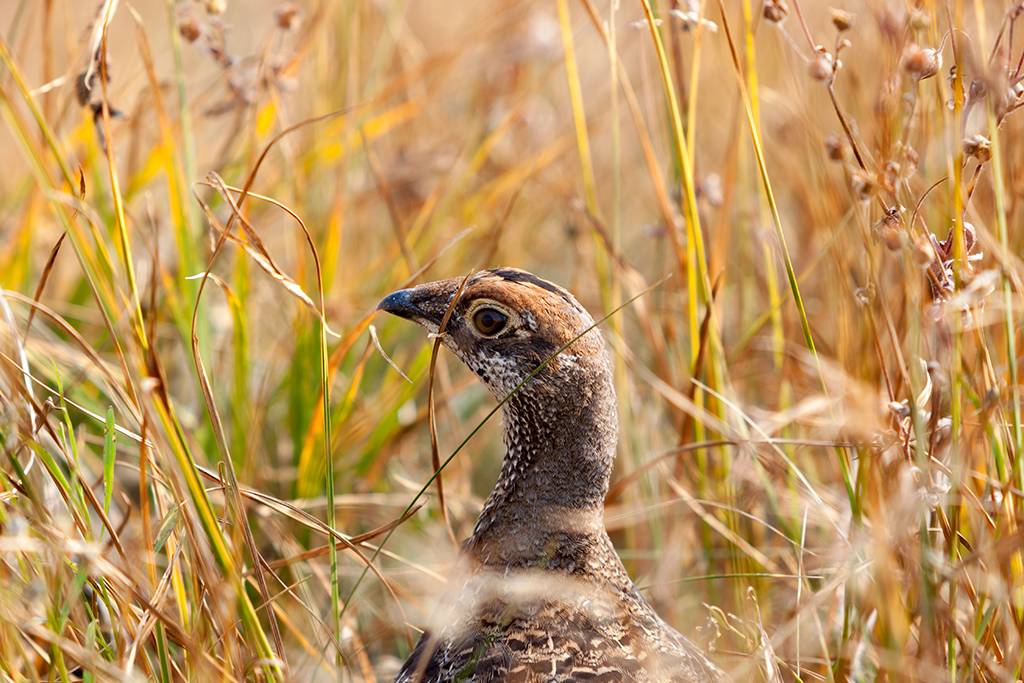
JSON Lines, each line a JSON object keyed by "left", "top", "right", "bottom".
{"left": 378, "top": 288, "right": 437, "bottom": 325}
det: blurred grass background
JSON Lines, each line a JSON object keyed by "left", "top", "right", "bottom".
{"left": 1, "top": 0, "right": 1023, "bottom": 680}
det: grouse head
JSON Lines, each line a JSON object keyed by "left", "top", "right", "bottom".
{"left": 378, "top": 268, "right": 610, "bottom": 400}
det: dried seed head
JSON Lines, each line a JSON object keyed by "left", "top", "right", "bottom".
{"left": 968, "top": 78, "right": 987, "bottom": 103}
{"left": 696, "top": 173, "right": 723, "bottom": 207}
{"left": 957, "top": 269, "right": 998, "bottom": 311}
{"left": 997, "top": 86, "right": 1020, "bottom": 122}
{"left": 875, "top": 76, "right": 900, "bottom": 116}
{"left": 902, "top": 145, "right": 919, "bottom": 177}
{"left": 882, "top": 160, "right": 900, "bottom": 193}
{"left": 946, "top": 64, "right": 958, "bottom": 89}
{"left": 904, "top": 45, "right": 942, "bottom": 80}
{"left": 854, "top": 283, "right": 875, "bottom": 305}
{"left": 763, "top": 0, "right": 788, "bottom": 23}
{"left": 888, "top": 401, "right": 909, "bottom": 418}
{"left": 89, "top": 58, "right": 113, "bottom": 84}
{"left": 808, "top": 46, "right": 836, "bottom": 82}
{"left": 872, "top": 211, "right": 903, "bottom": 250}
{"left": 824, "top": 133, "right": 848, "bottom": 162}
{"left": 851, "top": 170, "right": 877, "bottom": 202}
{"left": 178, "top": 14, "right": 202, "bottom": 42}
{"left": 75, "top": 60, "right": 114, "bottom": 106}
{"left": 963, "top": 221, "right": 977, "bottom": 253}
{"left": 880, "top": 223, "right": 904, "bottom": 250}
{"left": 963, "top": 134, "right": 992, "bottom": 162}
{"left": 274, "top": 3, "right": 301, "bottom": 30}
{"left": 830, "top": 9, "right": 856, "bottom": 32}
{"left": 913, "top": 234, "right": 936, "bottom": 266}
{"left": 941, "top": 221, "right": 977, "bottom": 257}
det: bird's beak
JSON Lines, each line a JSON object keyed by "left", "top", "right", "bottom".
{"left": 378, "top": 289, "right": 420, "bottom": 319}
{"left": 379, "top": 276, "right": 473, "bottom": 335}
{"left": 377, "top": 287, "right": 441, "bottom": 329}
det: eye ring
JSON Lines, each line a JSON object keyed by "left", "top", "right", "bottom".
{"left": 473, "top": 308, "right": 508, "bottom": 336}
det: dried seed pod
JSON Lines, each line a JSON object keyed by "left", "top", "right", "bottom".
{"left": 888, "top": 401, "right": 909, "bottom": 419}
{"left": 808, "top": 46, "right": 836, "bottom": 82}
{"left": 872, "top": 210, "right": 904, "bottom": 250}
{"left": 825, "top": 133, "right": 848, "bottom": 161}
{"left": 274, "top": 3, "right": 301, "bottom": 30}
{"left": 963, "top": 134, "right": 992, "bottom": 162}
{"left": 178, "top": 14, "right": 202, "bottom": 42}
{"left": 902, "top": 146, "right": 919, "bottom": 177}
{"left": 904, "top": 44, "right": 942, "bottom": 80}
{"left": 854, "top": 283, "right": 875, "bottom": 305}
{"left": 851, "top": 170, "right": 877, "bottom": 202}
{"left": 882, "top": 160, "right": 900, "bottom": 193}
{"left": 963, "top": 221, "right": 977, "bottom": 253}
{"left": 997, "top": 87, "right": 1019, "bottom": 122}
{"left": 763, "top": 0, "right": 788, "bottom": 23}
{"left": 913, "top": 234, "right": 936, "bottom": 266}
{"left": 875, "top": 75, "right": 900, "bottom": 116}
{"left": 937, "top": 221, "right": 978, "bottom": 259}
{"left": 831, "top": 8, "right": 856, "bottom": 31}
{"left": 968, "top": 79, "right": 987, "bottom": 103}
{"left": 696, "top": 173, "right": 723, "bottom": 207}
{"left": 881, "top": 224, "right": 904, "bottom": 250}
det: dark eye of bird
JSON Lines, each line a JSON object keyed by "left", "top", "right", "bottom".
{"left": 473, "top": 308, "right": 508, "bottom": 336}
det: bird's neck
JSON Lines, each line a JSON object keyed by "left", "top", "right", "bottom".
{"left": 467, "top": 363, "right": 619, "bottom": 570}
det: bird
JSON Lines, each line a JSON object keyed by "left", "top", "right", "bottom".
{"left": 378, "top": 268, "right": 727, "bottom": 683}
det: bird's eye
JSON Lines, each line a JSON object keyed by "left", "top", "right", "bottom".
{"left": 473, "top": 308, "right": 508, "bottom": 336}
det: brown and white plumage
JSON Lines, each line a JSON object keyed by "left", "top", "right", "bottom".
{"left": 379, "top": 268, "right": 727, "bottom": 683}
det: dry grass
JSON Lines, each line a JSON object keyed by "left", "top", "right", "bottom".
{"left": 1, "top": 0, "right": 1023, "bottom": 680}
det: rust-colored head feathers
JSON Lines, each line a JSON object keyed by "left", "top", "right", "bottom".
{"left": 379, "top": 268, "right": 607, "bottom": 399}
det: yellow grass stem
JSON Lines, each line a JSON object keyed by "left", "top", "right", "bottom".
{"left": 98, "top": 48, "right": 148, "bottom": 353}
{"left": 639, "top": 0, "right": 714, "bottom": 319}
{"left": 557, "top": 0, "right": 599, "bottom": 215}
{"left": 741, "top": 0, "right": 784, "bottom": 373}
